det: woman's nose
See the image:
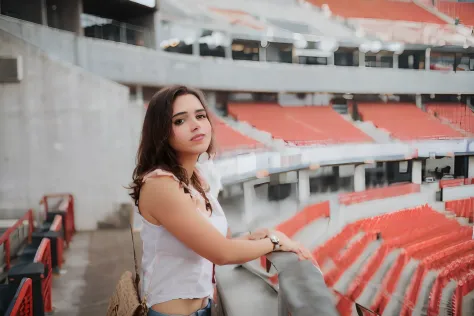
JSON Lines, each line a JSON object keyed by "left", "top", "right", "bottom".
{"left": 190, "top": 120, "right": 200, "bottom": 131}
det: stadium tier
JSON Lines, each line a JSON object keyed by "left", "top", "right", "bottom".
{"left": 357, "top": 103, "right": 465, "bottom": 140}
{"left": 228, "top": 103, "right": 374, "bottom": 145}
{"left": 307, "top": 0, "right": 445, "bottom": 23}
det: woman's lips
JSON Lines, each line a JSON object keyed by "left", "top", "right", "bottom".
{"left": 191, "top": 134, "right": 205, "bottom": 141}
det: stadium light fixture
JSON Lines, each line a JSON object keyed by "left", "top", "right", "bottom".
{"left": 388, "top": 42, "right": 405, "bottom": 54}
{"left": 184, "top": 37, "right": 195, "bottom": 45}
{"left": 169, "top": 38, "right": 180, "bottom": 47}
{"left": 319, "top": 39, "right": 339, "bottom": 52}
{"left": 160, "top": 40, "right": 170, "bottom": 49}
{"left": 370, "top": 41, "right": 382, "bottom": 53}
{"left": 293, "top": 33, "right": 308, "bottom": 49}
{"left": 359, "top": 42, "right": 370, "bottom": 53}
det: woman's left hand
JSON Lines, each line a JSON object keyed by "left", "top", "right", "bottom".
{"left": 247, "top": 228, "right": 272, "bottom": 240}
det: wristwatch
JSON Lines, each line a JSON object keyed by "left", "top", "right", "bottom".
{"left": 268, "top": 234, "right": 280, "bottom": 251}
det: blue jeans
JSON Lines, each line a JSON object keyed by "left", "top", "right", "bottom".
{"left": 147, "top": 299, "right": 212, "bottom": 316}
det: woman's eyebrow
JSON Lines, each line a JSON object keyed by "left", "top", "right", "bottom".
{"left": 172, "top": 109, "right": 206, "bottom": 118}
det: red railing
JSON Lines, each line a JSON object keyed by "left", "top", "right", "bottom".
{"left": 50, "top": 215, "right": 64, "bottom": 269}
{"left": 338, "top": 183, "right": 420, "bottom": 206}
{"left": 34, "top": 238, "right": 53, "bottom": 313}
{"left": 40, "top": 193, "right": 75, "bottom": 245}
{"left": 0, "top": 209, "right": 34, "bottom": 270}
{"left": 6, "top": 278, "right": 34, "bottom": 316}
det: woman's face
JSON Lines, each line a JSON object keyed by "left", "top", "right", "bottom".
{"left": 169, "top": 94, "right": 212, "bottom": 157}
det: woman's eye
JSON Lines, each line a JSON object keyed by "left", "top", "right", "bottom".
{"left": 197, "top": 114, "right": 207, "bottom": 120}
{"left": 174, "top": 119, "right": 184, "bottom": 125}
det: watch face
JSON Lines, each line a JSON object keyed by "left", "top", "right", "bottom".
{"left": 270, "top": 235, "right": 279, "bottom": 244}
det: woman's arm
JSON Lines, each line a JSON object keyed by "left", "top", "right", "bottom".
{"left": 140, "top": 177, "right": 281, "bottom": 265}
{"left": 227, "top": 228, "right": 272, "bottom": 241}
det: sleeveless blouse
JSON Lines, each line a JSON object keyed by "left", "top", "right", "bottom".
{"left": 138, "top": 168, "right": 228, "bottom": 307}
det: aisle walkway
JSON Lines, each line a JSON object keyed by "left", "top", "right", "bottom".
{"left": 52, "top": 229, "right": 138, "bottom": 316}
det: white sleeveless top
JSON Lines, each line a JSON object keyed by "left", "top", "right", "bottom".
{"left": 138, "top": 167, "right": 228, "bottom": 307}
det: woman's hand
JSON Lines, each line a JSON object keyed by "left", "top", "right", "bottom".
{"left": 272, "top": 231, "right": 316, "bottom": 264}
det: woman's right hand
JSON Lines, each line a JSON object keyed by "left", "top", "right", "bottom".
{"left": 272, "top": 231, "right": 317, "bottom": 264}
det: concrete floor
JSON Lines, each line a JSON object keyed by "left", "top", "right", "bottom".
{"left": 52, "top": 229, "right": 140, "bottom": 316}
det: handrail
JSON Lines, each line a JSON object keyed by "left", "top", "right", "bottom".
{"left": 0, "top": 209, "right": 34, "bottom": 270}
{"left": 5, "top": 278, "right": 34, "bottom": 316}
{"left": 40, "top": 193, "right": 76, "bottom": 244}
{"left": 265, "top": 252, "right": 339, "bottom": 316}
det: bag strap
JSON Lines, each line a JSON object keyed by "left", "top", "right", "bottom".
{"left": 129, "top": 223, "right": 153, "bottom": 308}
{"left": 129, "top": 224, "right": 141, "bottom": 292}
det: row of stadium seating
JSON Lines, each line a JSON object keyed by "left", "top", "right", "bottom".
{"left": 437, "top": 1, "right": 474, "bottom": 27}
{"left": 308, "top": 0, "right": 445, "bottom": 24}
{"left": 256, "top": 182, "right": 474, "bottom": 315}
{"left": 217, "top": 102, "right": 472, "bottom": 151}
{"left": 309, "top": 0, "right": 474, "bottom": 29}
{"left": 212, "top": 116, "right": 262, "bottom": 153}
{"left": 333, "top": 205, "right": 473, "bottom": 315}
{"left": 0, "top": 194, "right": 76, "bottom": 316}
{"left": 357, "top": 103, "right": 465, "bottom": 140}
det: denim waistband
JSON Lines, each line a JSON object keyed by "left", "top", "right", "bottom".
{"left": 147, "top": 299, "right": 212, "bottom": 316}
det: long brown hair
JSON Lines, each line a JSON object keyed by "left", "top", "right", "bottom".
{"left": 128, "top": 85, "right": 214, "bottom": 211}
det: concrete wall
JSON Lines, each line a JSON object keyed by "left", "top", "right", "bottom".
{"left": 0, "top": 29, "right": 143, "bottom": 230}
{"left": 1, "top": 15, "right": 474, "bottom": 94}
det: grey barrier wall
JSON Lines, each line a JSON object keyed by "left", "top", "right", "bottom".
{"left": 442, "top": 184, "right": 474, "bottom": 201}
{"left": 267, "top": 252, "right": 339, "bottom": 316}
{"left": 215, "top": 252, "right": 339, "bottom": 316}
{"left": 1, "top": 15, "right": 474, "bottom": 94}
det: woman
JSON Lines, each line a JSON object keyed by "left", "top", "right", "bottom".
{"left": 129, "top": 85, "right": 314, "bottom": 316}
